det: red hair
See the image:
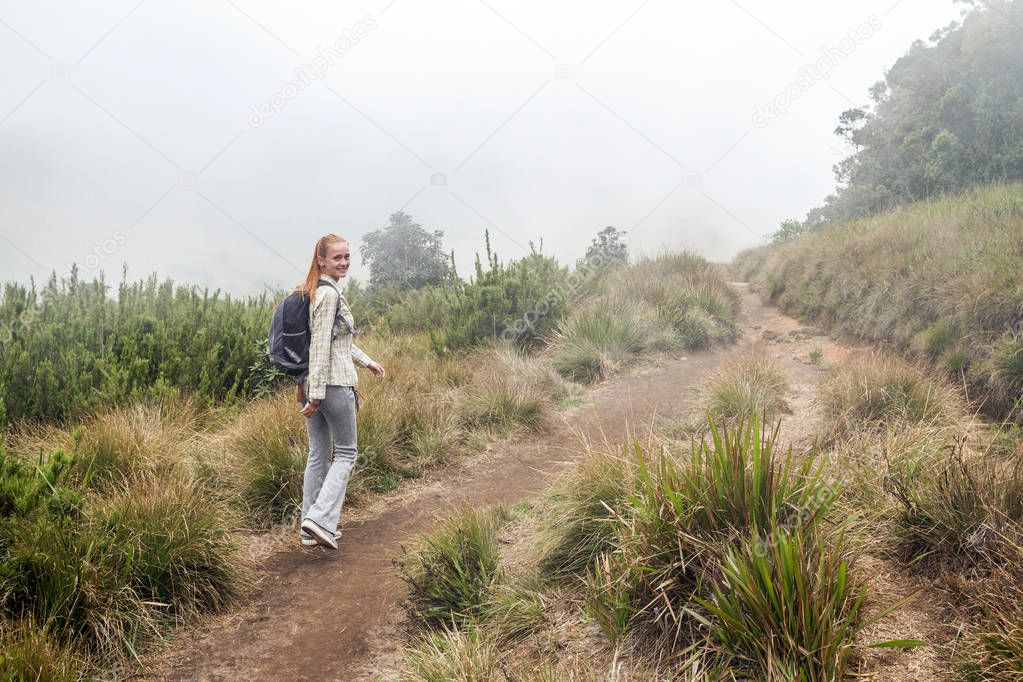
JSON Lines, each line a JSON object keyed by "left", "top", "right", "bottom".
{"left": 297, "top": 234, "right": 348, "bottom": 303}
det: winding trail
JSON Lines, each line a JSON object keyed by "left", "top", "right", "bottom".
{"left": 145, "top": 284, "right": 937, "bottom": 681}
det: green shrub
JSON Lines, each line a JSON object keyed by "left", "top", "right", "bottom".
{"left": 92, "top": 472, "right": 244, "bottom": 622}
{"left": 539, "top": 446, "right": 637, "bottom": 582}
{"left": 398, "top": 508, "right": 507, "bottom": 628}
{"left": 698, "top": 525, "right": 867, "bottom": 680}
{"left": 0, "top": 272, "right": 274, "bottom": 425}
{"left": 387, "top": 244, "right": 569, "bottom": 354}
{"left": 0, "top": 447, "right": 81, "bottom": 522}
{"left": 580, "top": 417, "right": 838, "bottom": 653}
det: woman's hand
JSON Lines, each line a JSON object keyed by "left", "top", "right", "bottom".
{"left": 367, "top": 361, "right": 386, "bottom": 378}
{"left": 300, "top": 398, "right": 321, "bottom": 417}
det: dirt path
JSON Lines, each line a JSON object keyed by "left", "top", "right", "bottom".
{"left": 142, "top": 284, "right": 947, "bottom": 681}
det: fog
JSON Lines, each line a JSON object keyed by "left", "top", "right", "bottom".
{"left": 0, "top": 0, "right": 964, "bottom": 297}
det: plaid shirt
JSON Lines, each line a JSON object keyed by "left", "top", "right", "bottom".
{"left": 306, "top": 275, "right": 374, "bottom": 400}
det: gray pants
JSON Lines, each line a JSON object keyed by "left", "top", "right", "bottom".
{"left": 302, "top": 385, "right": 358, "bottom": 536}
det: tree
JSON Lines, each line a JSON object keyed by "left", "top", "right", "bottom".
{"left": 805, "top": 0, "right": 1023, "bottom": 224}
{"left": 362, "top": 212, "right": 449, "bottom": 291}
{"left": 584, "top": 226, "right": 628, "bottom": 267}
{"left": 771, "top": 219, "right": 807, "bottom": 244}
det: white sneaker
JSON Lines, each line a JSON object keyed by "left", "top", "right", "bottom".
{"left": 301, "top": 519, "right": 339, "bottom": 550}
{"left": 300, "top": 530, "right": 341, "bottom": 547}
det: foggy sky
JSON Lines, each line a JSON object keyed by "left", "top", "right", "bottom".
{"left": 0, "top": 0, "right": 964, "bottom": 298}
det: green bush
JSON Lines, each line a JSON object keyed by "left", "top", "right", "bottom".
{"left": 580, "top": 417, "right": 841, "bottom": 661}
{"left": 699, "top": 525, "right": 867, "bottom": 680}
{"left": 0, "top": 271, "right": 275, "bottom": 426}
{"left": 92, "top": 473, "right": 244, "bottom": 622}
{"left": 398, "top": 508, "right": 507, "bottom": 628}
{"left": 383, "top": 239, "right": 569, "bottom": 354}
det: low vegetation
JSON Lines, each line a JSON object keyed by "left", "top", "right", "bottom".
{"left": 737, "top": 183, "right": 1023, "bottom": 421}
{"left": 398, "top": 415, "right": 884, "bottom": 680}
{"left": 549, "top": 252, "right": 739, "bottom": 384}
{"left": 817, "top": 351, "right": 1023, "bottom": 678}
{"left": 0, "top": 244, "right": 738, "bottom": 677}
{"left": 697, "top": 353, "right": 788, "bottom": 424}
{"left": 392, "top": 338, "right": 1023, "bottom": 679}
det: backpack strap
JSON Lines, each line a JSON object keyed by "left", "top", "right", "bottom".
{"left": 316, "top": 280, "right": 343, "bottom": 340}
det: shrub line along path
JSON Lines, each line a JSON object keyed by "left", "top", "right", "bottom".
{"left": 143, "top": 284, "right": 903, "bottom": 681}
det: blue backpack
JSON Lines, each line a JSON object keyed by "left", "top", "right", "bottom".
{"left": 267, "top": 281, "right": 341, "bottom": 378}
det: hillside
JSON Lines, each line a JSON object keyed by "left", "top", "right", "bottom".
{"left": 737, "top": 183, "right": 1023, "bottom": 420}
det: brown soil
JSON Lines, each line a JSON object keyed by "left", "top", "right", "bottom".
{"left": 139, "top": 284, "right": 955, "bottom": 681}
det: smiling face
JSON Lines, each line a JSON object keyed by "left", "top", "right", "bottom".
{"left": 318, "top": 240, "right": 351, "bottom": 280}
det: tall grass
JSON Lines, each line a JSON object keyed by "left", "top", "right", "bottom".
{"left": 549, "top": 253, "right": 739, "bottom": 383}
{"left": 538, "top": 447, "right": 637, "bottom": 582}
{"left": 0, "top": 436, "right": 243, "bottom": 668}
{"left": 10, "top": 400, "right": 202, "bottom": 493}
{"left": 398, "top": 507, "right": 508, "bottom": 628}
{"left": 885, "top": 436, "right": 1023, "bottom": 569}
{"left": 698, "top": 525, "right": 868, "bottom": 681}
{"left": 91, "top": 472, "right": 245, "bottom": 621}
{"left": 818, "top": 353, "right": 961, "bottom": 440}
{"left": 698, "top": 354, "right": 788, "bottom": 424}
{"left": 222, "top": 392, "right": 307, "bottom": 528}
{"left": 0, "top": 619, "right": 85, "bottom": 682}
{"left": 459, "top": 348, "right": 558, "bottom": 435}
{"left": 813, "top": 349, "right": 1023, "bottom": 677}
{"left": 549, "top": 298, "right": 653, "bottom": 383}
{"left": 961, "top": 545, "right": 1023, "bottom": 680}
{"left": 402, "top": 625, "right": 502, "bottom": 682}
{"left": 735, "top": 183, "right": 1023, "bottom": 420}
{"left": 588, "top": 419, "right": 838, "bottom": 650}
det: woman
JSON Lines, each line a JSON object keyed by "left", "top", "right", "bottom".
{"left": 297, "top": 234, "right": 385, "bottom": 550}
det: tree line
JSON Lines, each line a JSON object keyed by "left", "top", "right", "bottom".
{"left": 775, "top": 0, "right": 1023, "bottom": 240}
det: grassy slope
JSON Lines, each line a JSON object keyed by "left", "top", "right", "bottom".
{"left": 735, "top": 183, "right": 1023, "bottom": 419}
